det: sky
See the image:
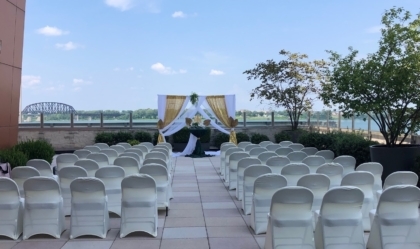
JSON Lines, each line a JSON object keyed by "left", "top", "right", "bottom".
{"left": 21, "top": 0, "right": 420, "bottom": 112}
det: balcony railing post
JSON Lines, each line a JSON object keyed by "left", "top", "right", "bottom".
{"left": 243, "top": 111, "right": 246, "bottom": 127}
{"left": 338, "top": 111, "right": 341, "bottom": 131}
{"left": 326, "top": 110, "right": 330, "bottom": 131}
{"left": 129, "top": 111, "right": 133, "bottom": 129}
{"left": 70, "top": 113, "right": 74, "bottom": 128}
{"left": 40, "top": 112, "right": 44, "bottom": 129}
{"left": 368, "top": 113, "right": 371, "bottom": 138}
{"left": 317, "top": 113, "right": 320, "bottom": 129}
{"left": 271, "top": 111, "right": 274, "bottom": 127}
{"left": 100, "top": 112, "right": 103, "bottom": 128}
{"left": 351, "top": 113, "right": 355, "bottom": 132}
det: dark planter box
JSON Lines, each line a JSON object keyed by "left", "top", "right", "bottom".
{"left": 370, "top": 144, "right": 420, "bottom": 182}
{"left": 172, "top": 143, "right": 210, "bottom": 152}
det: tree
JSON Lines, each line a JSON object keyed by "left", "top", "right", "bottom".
{"left": 320, "top": 7, "right": 420, "bottom": 146}
{"left": 244, "top": 50, "right": 327, "bottom": 130}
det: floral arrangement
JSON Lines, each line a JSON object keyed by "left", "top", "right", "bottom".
{"left": 190, "top": 92, "right": 199, "bottom": 105}
{"left": 186, "top": 115, "right": 210, "bottom": 129}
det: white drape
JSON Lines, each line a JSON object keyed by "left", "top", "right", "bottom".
{"left": 157, "top": 95, "right": 190, "bottom": 143}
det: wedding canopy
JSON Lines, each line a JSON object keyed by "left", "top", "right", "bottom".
{"left": 156, "top": 95, "right": 238, "bottom": 155}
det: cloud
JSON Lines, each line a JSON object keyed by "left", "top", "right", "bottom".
{"left": 36, "top": 26, "right": 69, "bottom": 36}
{"left": 151, "top": 62, "right": 176, "bottom": 74}
{"left": 209, "top": 69, "right": 224, "bottom": 76}
{"left": 127, "top": 67, "right": 134, "bottom": 71}
{"left": 172, "top": 11, "right": 186, "bottom": 18}
{"left": 113, "top": 67, "right": 120, "bottom": 71}
{"left": 73, "top": 87, "right": 81, "bottom": 92}
{"left": 55, "top": 42, "right": 82, "bottom": 51}
{"left": 22, "top": 75, "right": 41, "bottom": 88}
{"left": 72, "top": 79, "right": 92, "bottom": 86}
{"left": 366, "top": 25, "right": 384, "bottom": 33}
{"left": 105, "top": 0, "right": 161, "bottom": 13}
{"left": 105, "top": 0, "right": 133, "bottom": 11}
{"left": 179, "top": 69, "right": 187, "bottom": 74}
{"left": 45, "top": 84, "right": 64, "bottom": 92}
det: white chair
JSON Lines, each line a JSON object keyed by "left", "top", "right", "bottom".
{"left": 95, "top": 166, "right": 125, "bottom": 216}
{"left": 275, "top": 147, "right": 293, "bottom": 156}
{"left": 314, "top": 187, "right": 365, "bottom": 249}
{"left": 376, "top": 171, "right": 418, "bottom": 200}
{"left": 0, "top": 178, "right": 24, "bottom": 240}
{"left": 100, "top": 149, "right": 118, "bottom": 164}
{"left": 265, "top": 187, "right": 314, "bottom": 249}
{"left": 70, "top": 177, "right": 109, "bottom": 239}
{"left": 56, "top": 154, "right": 79, "bottom": 172}
{"left": 244, "top": 144, "right": 260, "bottom": 152}
{"left": 265, "top": 156, "right": 290, "bottom": 174}
{"left": 288, "top": 143, "right": 304, "bottom": 151}
{"left": 151, "top": 148, "right": 170, "bottom": 168}
{"left": 117, "top": 142, "right": 132, "bottom": 150}
{"left": 251, "top": 174, "right": 287, "bottom": 234}
{"left": 84, "top": 145, "right": 101, "bottom": 153}
{"left": 236, "top": 158, "right": 262, "bottom": 200}
{"left": 132, "top": 144, "right": 149, "bottom": 155}
{"left": 266, "top": 144, "right": 281, "bottom": 152}
{"left": 238, "top": 141, "right": 252, "bottom": 149}
{"left": 114, "top": 157, "right": 140, "bottom": 176}
{"left": 227, "top": 152, "right": 249, "bottom": 189}
{"left": 120, "top": 174, "right": 158, "bottom": 238}
{"left": 242, "top": 165, "right": 272, "bottom": 215}
{"left": 74, "top": 159, "right": 100, "bottom": 177}
{"left": 10, "top": 166, "right": 41, "bottom": 196}
{"left": 279, "top": 140, "right": 293, "bottom": 147}
{"left": 110, "top": 145, "right": 125, "bottom": 155}
{"left": 297, "top": 174, "right": 330, "bottom": 213}
{"left": 356, "top": 162, "right": 383, "bottom": 192}
{"left": 144, "top": 151, "right": 167, "bottom": 165}
{"left": 143, "top": 158, "right": 168, "bottom": 170}
{"left": 220, "top": 144, "right": 237, "bottom": 175}
{"left": 259, "top": 141, "right": 273, "bottom": 147}
{"left": 257, "top": 151, "right": 278, "bottom": 164}
{"left": 286, "top": 151, "right": 307, "bottom": 163}
{"left": 301, "top": 147, "right": 318, "bottom": 155}
{"left": 221, "top": 142, "right": 235, "bottom": 147}
{"left": 126, "top": 148, "right": 145, "bottom": 162}
{"left": 140, "top": 165, "right": 170, "bottom": 216}
{"left": 73, "top": 149, "right": 91, "bottom": 159}
{"left": 155, "top": 143, "right": 172, "bottom": 159}
{"left": 316, "top": 163, "right": 344, "bottom": 188}
{"left": 367, "top": 185, "right": 420, "bottom": 249}
{"left": 58, "top": 166, "right": 88, "bottom": 216}
{"left": 119, "top": 152, "right": 141, "bottom": 164}
{"left": 26, "top": 159, "right": 56, "bottom": 179}
{"left": 223, "top": 147, "right": 243, "bottom": 179}
{"left": 94, "top": 143, "right": 109, "bottom": 150}
{"left": 333, "top": 155, "right": 356, "bottom": 175}
{"left": 281, "top": 163, "right": 310, "bottom": 186}
{"left": 23, "top": 177, "right": 65, "bottom": 239}
{"left": 302, "top": 155, "right": 326, "bottom": 173}
{"left": 315, "top": 150, "right": 335, "bottom": 163}
{"left": 87, "top": 153, "right": 109, "bottom": 167}
{"left": 140, "top": 142, "right": 154, "bottom": 151}
{"left": 249, "top": 147, "right": 268, "bottom": 158}
{"left": 341, "top": 171, "right": 375, "bottom": 231}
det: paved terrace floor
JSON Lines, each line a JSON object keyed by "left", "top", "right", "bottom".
{"left": 0, "top": 156, "right": 266, "bottom": 249}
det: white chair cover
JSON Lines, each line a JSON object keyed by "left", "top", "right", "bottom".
{"left": 58, "top": 166, "right": 88, "bottom": 216}
{"left": 10, "top": 166, "right": 41, "bottom": 196}
{"left": 236, "top": 158, "right": 262, "bottom": 200}
{"left": 265, "top": 156, "right": 290, "bottom": 174}
{"left": 56, "top": 154, "right": 79, "bottom": 172}
{"left": 356, "top": 162, "right": 383, "bottom": 192}
{"left": 87, "top": 153, "right": 110, "bottom": 167}
{"left": 70, "top": 177, "right": 109, "bottom": 239}
{"left": 301, "top": 147, "right": 318, "bottom": 155}
{"left": 288, "top": 143, "right": 304, "bottom": 151}
{"left": 100, "top": 149, "right": 118, "bottom": 164}
{"left": 275, "top": 147, "right": 293, "bottom": 156}
{"left": 266, "top": 144, "right": 281, "bottom": 152}
{"left": 220, "top": 144, "right": 237, "bottom": 175}
{"left": 114, "top": 157, "right": 140, "bottom": 176}
{"left": 23, "top": 177, "right": 65, "bottom": 239}
{"left": 120, "top": 174, "right": 158, "bottom": 238}
{"left": 132, "top": 144, "right": 149, "bottom": 155}
{"left": 95, "top": 166, "right": 125, "bottom": 216}
{"left": 139, "top": 165, "right": 170, "bottom": 211}
{"left": 26, "top": 159, "right": 55, "bottom": 178}
{"left": 144, "top": 152, "right": 167, "bottom": 166}
{"left": 367, "top": 185, "right": 420, "bottom": 249}
{"left": 265, "top": 186, "right": 314, "bottom": 249}
{"left": 93, "top": 143, "right": 109, "bottom": 149}
{"left": 84, "top": 145, "right": 101, "bottom": 153}
{"left": 155, "top": 143, "right": 172, "bottom": 159}
{"left": 143, "top": 158, "right": 168, "bottom": 170}
{"left": 242, "top": 165, "right": 272, "bottom": 215}
{"left": 125, "top": 148, "right": 145, "bottom": 161}
{"left": 223, "top": 147, "right": 243, "bottom": 179}
{"left": 314, "top": 186, "right": 365, "bottom": 249}
{"left": 119, "top": 152, "right": 141, "bottom": 164}
{"left": 151, "top": 148, "right": 171, "bottom": 169}
{"left": 110, "top": 145, "right": 125, "bottom": 155}
{"left": 297, "top": 174, "right": 330, "bottom": 213}
{"left": 341, "top": 171, "right": 375, "bottom": 231}
{"left": 73, "top": 149, "right": 91, "bottom": 159}
{"left": 281, "top": 163, "right": 310, "bottom": 186}
{"left": 287, "top": 151, "right": 307, "bottom": 163}
{"left": 0, "top": 177, "right": 23, "bottom": 240}
{"left": 377, "top": 171, "right": 419, "bottom": 200}
{"left": 315, "top": 150, "right": 335, "bottom": 163}
{"left": 227, "top": 152, "right": 249, "bottom": 189}
{"left": 140, "top": 142, "right": 154, "bottom": 151}
{"left": 259, "top": 141, "right": 273, "bottom": 147}
{"left": 251, "top": 174, "right": 287, "bottom": 234}
{"left": 333, "top": 155, "right": 356, "bottom": 175}
{"left": 249, "top": 147, "right": 268, "bottom": 158}
{"left": 316, "top": 163, "right": 344, "bottom": 188}
{"left": 117, "top": 142, "right": 132, "bottom": 150}
{"left": 302, "top": 155, "right": 326, "bottom": 173}
{"left": 74, "top": 159, "right": 100, "bottom": 177}
{"left": 238, "top": 141, "right": 252, "bottom": 149}
{"left": 257, "top": 151, "right": 278, "bottom": 164}
{"left": 279, "top": 141, "right": 293, "bottom": 147}
{"left": 245, "top": 144, "right": 260, "bottom": 152}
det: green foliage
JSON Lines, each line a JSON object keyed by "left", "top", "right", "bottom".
{"left": 190, "top": 92, "right": 199, "bottom": 105}
{"left": 320, "top": 7, "right": 420, "bottom": 146}
{"left": 134, "top": 131, "right": 152, "bottom": 143}
{"left": 201, "top": 127, "right": 211, "bottom": 143}
{"left": 274, "top": 131, "right": 291, "bottom": 143}
{"left": 236, "top": 132, "right": 250, "bottom": 143}
{"left": 127, "top": 139, "right": 139, "bottom": 146}
{"left": 173, "top": 127, "right": 190, "bottom": 143}
{"left": 95, "top": 132, "right": 115, "bottom": 145}
{"left": 251, "top": 133, "right": 270, "bottom": 144}
{"left": 14, "top": 139, "right": 55, "bottom": 163}
{"left": 0, "top": 149, "right": 28, "bottom": 168}
{"left": 214, "top": 133, "right": 230, "bottom": 149}
{"left": 298, "top": 132, "right": 335, "bottom": 150}
{"left": 113, "top": 131, "right": 133, "bottom": 144}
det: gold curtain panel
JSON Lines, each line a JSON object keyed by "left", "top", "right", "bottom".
{"left": 157, "top": 95, "right": 186, "bottom": 143}
{"left": 206, "top": 95, "right": 230, "bottom": 127}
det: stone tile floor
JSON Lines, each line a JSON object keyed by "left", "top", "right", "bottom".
{"left": 0, "top": 156, "right": 266, "bottom": 249}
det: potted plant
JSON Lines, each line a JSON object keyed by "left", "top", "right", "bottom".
{"left": 320, "top": 7, "right": 420, "bottom": 180}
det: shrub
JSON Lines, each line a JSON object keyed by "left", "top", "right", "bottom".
{"left": 214, "top": 133, "right": 230, "bottom": 149}
{"left": 14, "top": 139, "right": 55, "bottom": 164}
{"left": 201, "top": 127, "right": 211, "bottom": 143}
{"left": 95, "top": 132, "right": 115, "bottom": 145}
{"left": 274, "top": 131, "right": 291, "bottom": 143}
{"left": 127, "top": 139, "right": 140, "bottom": 146}
{"left": 173, "top": 127, "right": 190, "bottom": 143}
{"left": 298, "top": 132, "right": 335, "bottom": 150}
{"left": 134, "top": 131, "right": 152, "bottom": 143}
{"left": 236, "top": 132, "right": 250, "bottom": 143}
{"left": 251, "top": 133, "right": 270, "bottom": 144}
{"left": 113, "top": 131, "right": 133, "bottom": 144}
{"left": 0, "top": 149, "right": 28, "bottom": 168}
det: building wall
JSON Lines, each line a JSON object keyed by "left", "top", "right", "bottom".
{"left": 0, "top": 0, "right": 26, "bottom": 149}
